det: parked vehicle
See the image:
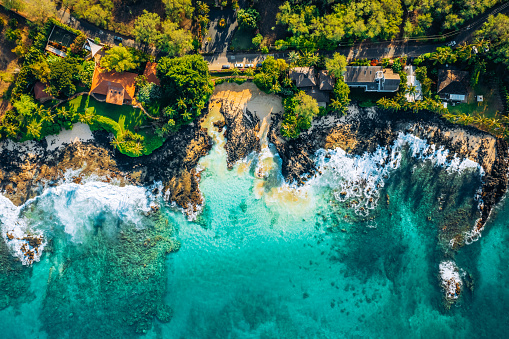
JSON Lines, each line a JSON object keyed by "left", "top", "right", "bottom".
{"left": 222, "top": 64, "right": 231, "bottom": 69}
{"left": 245, "top": 63, "right": 254, "bottom": 68}
{"left": 256, "top": 63, "right": 263, "bottom": 68}
{"left": 114, "top": 36, "right": 123, "bottom": 43}
{"left": 446, "top": 40, "right": 456, "bottom": 47}
{"left": 234, "top": 63, "right": 244, "bottom": 68}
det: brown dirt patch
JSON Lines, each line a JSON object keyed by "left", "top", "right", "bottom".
{"left": 111, "top": 0, "right": 166, "bottom": 31}
{"left": 253, "top": 0, "right": 289, "bottom": 44}
{"left": 0, "top": 12, "right": 26, "bottom": 116}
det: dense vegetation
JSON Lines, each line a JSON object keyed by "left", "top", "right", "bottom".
{"left": 274, "top": 0, "right": 503, "bottom": 50}
{"left": 156, "top": 54, "right": 213, "bottom": 135}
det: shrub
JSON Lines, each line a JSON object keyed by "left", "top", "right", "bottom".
{"left": 260, "top": 46, "right": 269, "bottom": 54}
{"left": 79, "top": 61, "right": 95, "bottom": 88}
{"left": 5, "top": 28, "right": 22, "bottom": 42}
{"left": 252, "top": 33, "right": 263, "bottom": 47}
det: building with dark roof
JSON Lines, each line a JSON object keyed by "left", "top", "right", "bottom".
{"left": 304, "top": 87, "right": 329, "bottom": 107}
{"left": 318, "top": 70, "right": 335, "bottom": 91}
{"left": 45, "top": 25, "right": 78, "bottom": 58}
{"left": 33, "top": 82, "right": 54, "bottom": 103}
{"left": 437, "top": 69, "right": 469, "bottom": 103}
{"left": 290, "top": 67, "right": 317, "bottom": 88}
{"left": 344, "top": 66, "right": 400, "bottom": 92}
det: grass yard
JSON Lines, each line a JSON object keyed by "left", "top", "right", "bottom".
{"left": 63, "top": 95, "right": 164, "bottom": 157}
{"left": 231, "top": 28, "right": 255, "bottom": 51}
{"left": 349, "top": 88, "right": 396, "bottom": 106}
{"left": 448, "top": 83, "right": 503, "bottom": 119}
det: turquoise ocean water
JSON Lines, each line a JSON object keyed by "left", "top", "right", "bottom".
{"left": 1, "top": 128, "right": 508, "bottom": 338}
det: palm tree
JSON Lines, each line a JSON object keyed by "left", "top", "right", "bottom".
{"left": 196, "top": 101, "right": 206, "bottom": 112}
{"left": 177, "top": 98, "right": 187, "bottom": 110}
{"left": 196, "top": 1, "right": 209, "bottom": 15}
{"left": 182, "top": 110, "right": 192, "bottom": 121}
{"left": 43, "top": 109, "right": 56, "bottom": 123}
{"left": 307, "top": 52, "right": 320, "bottom": 66}
{"left": 132, "top": 142, "right": 144, "bottom": 156}
{"left": 163, "top": 106, "right": 176, "bottom": 118}
{"left": 330, "top": 99, "right": 341, "bottom": 110}
{"left": 78, "top": 109, "right": 95, "bottom": 124}
{"left": 288, "top": 51, "right": 300, "bottom": 65}
{"left": 407, "top": 85, "right": 418, "bottom": 101}
{"left": 27, "top": 119, "right": 42, "bottom": 139}
{"left": 4, "top": 124, "right": 18, "bottom": 138}
{"left": 110, "top": 137, "right": 124, "bottom": 149}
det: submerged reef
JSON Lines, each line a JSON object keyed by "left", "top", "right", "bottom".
{"left": 268, "top": 104, "right": 508, "bottom": 306}
{"left": 40, "top": 210, "right": 179, "bottom": 338}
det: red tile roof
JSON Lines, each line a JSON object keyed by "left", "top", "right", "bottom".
{"left": 143, "top": 61, "right": 160, "bottom": 86}
{"left": 90, "top": 68, "right": 137, "bottom": 105}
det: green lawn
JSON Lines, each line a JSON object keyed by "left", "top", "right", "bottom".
{"left": 448, "top": 83, "right": 503, "bottom": 119}
{"left": 63, "top": 95, "right": 164, "bottom": 157}
{"left": 231, "top": 28, "right": 255, "bottom": 51}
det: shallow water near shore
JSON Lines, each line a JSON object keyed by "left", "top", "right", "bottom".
{"left": 1, "top": 129, "right": 509, "bottom": 338}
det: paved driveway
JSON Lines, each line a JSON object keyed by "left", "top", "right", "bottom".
{"left": 202, "top": 7, "right": 238, "bottom": 54}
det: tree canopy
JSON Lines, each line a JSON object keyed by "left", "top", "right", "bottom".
{"left": 133, "top": 10, "right": 161, "bottom": 46}
{"left": 237, "top": 8, "right": 260, "bottom": 30}
{"left": 158, "top": 20, "right": 193, "bottom": 57}
{"left": 281, "top": 91, "right": 319, "bottom": 138}
{"left": 156, "top": 54, "right": 213, "bottom": 131}
{"left": 325, "top": 53, "right": 347, "bottom": 79}
{"left": 476, "top": 14, "right": 509, "bottom": 68}
{"left": 100, "top": 45, "right": 138, "bottom": 73}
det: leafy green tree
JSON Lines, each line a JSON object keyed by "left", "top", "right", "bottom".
{"left": 79, "top": 61, "right": 95, "bottom": 88}
{"left": 2, "top": 0, "right": 24, "bottom": 12}
{"left": 85, "top": 4, "right": 110, "bottom": 28}
{"left": 157, "top": 20, "right": 193, "bottom": 57}
{"left": 331, "top": 80, "right": 350, "bottom": 115}
{"left": 237, "top": 8, "right": 260, "bottom": 29}
{"left": 280, "top": 91, "right": 319, "bottom": 138}
{"left": 157, "top": 54, "right": 213, "bottom": 127}
{"left": 476, "top": 14, "right": 509, "bottom": 68}
{"left": 133, "top": 10, "right": 161, "bottom": 46}
{"left": 325, "top": 53, "right": 347, "bottom": 78}
{"left": 163, "top": 0, "right": 193, "bottom": 23}
{"left": 100, "top": 44, "right": 138, "bottom": 73}
{"left": 47, "top": 58, "right": 79, "bottom": 97}
{"left": 252, "top": 33, "right": 263, "bottom": 47}
{"left": 136, "top": 82, "right": 161, "bottom": 105}
{"left": 25, "top": 0, "right": 56, "bottom": 23}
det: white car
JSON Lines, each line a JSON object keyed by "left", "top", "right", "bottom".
{"left": 234, "top": 63, "right": 244, "bottom": 68}
{"left": 245, "top": 63, "right": 254, "bottom": 68}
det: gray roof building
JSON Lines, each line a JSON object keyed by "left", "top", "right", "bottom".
{"left": 344, "top": 66, "right": 400, "bottom": 92}
{"left": 304, "top": 87, "right": 329, "bottom": 107}
{"left": 437, "top": 69, "right": 469, "bottom": 103}
{"left": 290, "top": 67, "right": 317, "bottom": 88}
{"left": 319, "top": 70, "right": 335, "bottom": 91}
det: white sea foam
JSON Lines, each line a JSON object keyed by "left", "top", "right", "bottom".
{"left": 0, "top": 182, "right": 159, "bottom": 265}
{"left": 306, "top": 132, "right": 485, "bottom": 218}
{"left": 439, "top": 260, "right": 463, "bottom": 300}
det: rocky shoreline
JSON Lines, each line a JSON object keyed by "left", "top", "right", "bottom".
{"left": 0, "top": 119, "right": 212, "bottom": 216}
{"left": 267, "top": 104, "right": 508, "bottom": 236}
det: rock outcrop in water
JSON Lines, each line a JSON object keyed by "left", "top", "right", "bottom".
{"left": 0, "top": 118, "right": 212, "bottom": 215}
{"left": 267, "top": 104, "right": 508, "bottom": 307}
{"left": 268, "top": 104, "right": 508, "bottom": 232}
{"left": 219, "top": 99, "right": 261, "bottom": 169}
